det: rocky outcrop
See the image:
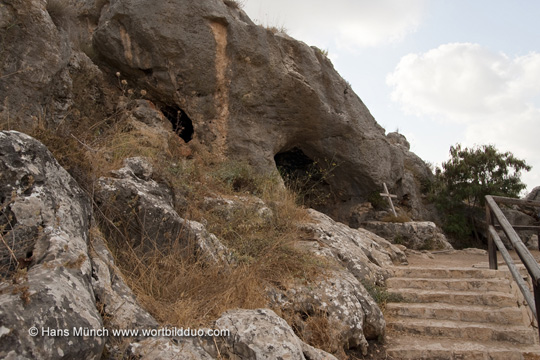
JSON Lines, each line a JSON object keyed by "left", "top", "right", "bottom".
{"left": 302, "top": 209, "right": 407, "bottom": 285}
{"left": 362, "top": 221, "right": 454, "bottom": 251}
{"left": 386, "top": 132, "right": 437, "bottom": 222}
{"left": 273, "top": 269, "right": 384, "bottom": 356}
{"left": 96, "top": 157, "right": 233, "bottom": 264}
{"left": 0, "top": 0, "right": 72, "bottom": 123}
{"left": 213, "top": 309, "right": 338, "bottom": 360}
{"left": 1, "top": 0, "right": 434, "bottom": 223}
{"left": 0, "top": 131, "right": 104, "bottom": 359}
{"left": 90, "top": 0, "right": 432, "bottom": 219}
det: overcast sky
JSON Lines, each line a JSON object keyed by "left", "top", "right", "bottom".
{"left": 242, "top": 0, "right": 540, "bottom": 193}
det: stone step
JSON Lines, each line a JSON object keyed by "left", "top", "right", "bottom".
{"left": 389, "top": 288, "right": 518, "bottom": 307}
{"left": 386, "top": 335, "right": 540, "bottom": 360}
{"left": 392, "top": 267, "right": 511, "bottom": 280}
{"left": 385, "top": 302, "right": 525, "bottom": 325}
{"left": 386, "top": 276, "right": 512, "bottom": 292}
{"left": 388, "top": 319, "right": 537, "bottom": 345}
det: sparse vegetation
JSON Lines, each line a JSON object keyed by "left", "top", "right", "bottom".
{"left": 313, "top": 46, "right": 329, "bottom": 57}
{"left": 223, "top": 0, "right": 244, "bottom": 10}
{"left": 0, "top": 63, "right": 327, "bottom": 331}
{"left": 362, "top": 280, "right": 403, "bottom": 310}
{"left": 429, "top": 143, "right": 531, "bottom": 243}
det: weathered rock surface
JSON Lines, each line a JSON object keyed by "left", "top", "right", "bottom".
{"left": 386, "top": 132, "right": 438, "bottom": 222}
{"left": 0, "top": 131, "right": 104, "bottom": 359}
{"left": 202, "top": 195, "right": 273, "bottom": 223}
{"left": 96, "top": 157, "right": 233, "bottom": 264}
{"left": 302, "top": 209, "right": 407, "bottom": 285}
{"left": 213, "top": 308, "right": 338, "bottom": 360}
{"left": 362, "top": 221, "right": 454, "bottom": 251}
{"left": 0, "top": 0, "right": 72, "bottom": 123}
{"left": 90, "top": 228, "right": 158, "bottom": 332}
{"left": 525, "top": 186, "right": 540, "bottom": 202}
{"left": 130, "top": 337, "right": 215, "bottom": 360}
{"left": 273, "top": 269, "right": 385, "bottom": 356}
{"left": 91, "top": 0, "right": 436, "bottom": 220}
{"left": 500, "top": 207, "right": 539, "bottom": 250}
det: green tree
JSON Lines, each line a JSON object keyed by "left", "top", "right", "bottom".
{"left": 432, "top": 144, "right": 531, "bottom": 241}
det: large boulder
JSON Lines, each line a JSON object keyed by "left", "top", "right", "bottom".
{"left": 272, "top": 269, "right": 385, "bottom": 356}
{"left": 362, "top": 221, "right": 454, "bottom": 251}
{"left": 95, "top": 157, "right": 233, "bottom": 264}
{"left": 92, "top": 0, "right": 418, "bottom": 218}
{"left": 0, "top": 0, "right": 72, "bottom": 123}
{"left": 301, "top": 209, "right": 407, "bottom": 285}
{"left": 213, "top": 308, "right": 338, "bottom": 360}
{"left": 0, "top": 131, "right": 104, "bottom": 359}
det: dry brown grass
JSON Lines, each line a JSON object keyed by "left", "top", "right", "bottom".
{"left": 99, "top": 157, "right": 323, "bottom": 328}
{"left": 0, "top": 67, "right": 329, "bottom": 350}
{"left": 381, "top": 214, "right": 411, "bottom": 223}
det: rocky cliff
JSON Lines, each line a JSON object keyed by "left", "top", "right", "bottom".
{"left": 0, "top": 0, "right": 438, "bottom": 358}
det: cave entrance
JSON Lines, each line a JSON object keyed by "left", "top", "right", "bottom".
{"left": 161, "top": 106, "right": 194, "bottom": 143}
{"left": 274, "top": 147, "right": 332, "bottom": 208}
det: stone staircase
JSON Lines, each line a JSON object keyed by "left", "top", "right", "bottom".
{"left": 385, "top": 266, "right": 540, "bottom": 359}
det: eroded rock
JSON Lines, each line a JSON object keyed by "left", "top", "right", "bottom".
{"left": 91, "top": 0, "right": 431, "bottom": 221}
{"left": 96, "top": 157, "right": 232, "bottom": 265}
{"left": 301, "top": 209, "right": 407, "bottom": 285}
{"left": 273, "top": 269, "right": 385, "bottom": 356}
{"left": 362, "top": 221, "right": 453, "bottom": 251}
{"left": 0, "top": 131, "right": 104, "bottom": 359}
{"left": 213, "top": 308, "right": 338, "bottom": 360}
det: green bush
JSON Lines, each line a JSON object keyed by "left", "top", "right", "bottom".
{"left": 430, "top": 143, "right": 531, "bottom": 241}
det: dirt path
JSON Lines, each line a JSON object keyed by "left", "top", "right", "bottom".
{"left": 405, "top": 248, "right": 540, "bottom": 269}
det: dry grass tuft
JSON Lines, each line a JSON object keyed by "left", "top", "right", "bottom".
{"left": 223, "top": 0, "right": 244, "bottom": 10}
{"left": 0, "top": 66, "right": 329, "bottom": 347}
{"left": 381, "top": 214, "right": 411, "bottom": 223}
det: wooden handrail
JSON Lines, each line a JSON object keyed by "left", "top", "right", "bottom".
{"left": 485, "top": 195, "right": 540, "bottom": 339}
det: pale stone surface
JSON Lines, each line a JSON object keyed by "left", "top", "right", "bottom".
{"left": 362, "top": 220, "right": 453, "bottom": 251}
{"left": 96, "top": 157, "right": 233, "bottom": 265}
{"left": 90, "top": 0, "right": 437, "bottom": 222}
{"left": 130, "top": 338, "right": 215, "bottom": 360}
{"left": 386, "top": 259, "right": 540, "bottom": 358}
{"left": 213, "top": 308, "right": 338, "bottom": 360}
{"left": 0, "top": 131, "right": 104, "bottom": 359}
{"left": 302, "top": 209, "right": 407, "bottom": 285}
{"left": 272, "top": 269, "right": 385, "bottom": 355}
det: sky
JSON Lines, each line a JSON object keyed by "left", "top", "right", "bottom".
{"left": 242, "top": 0, "right": 540, "bottom": 194}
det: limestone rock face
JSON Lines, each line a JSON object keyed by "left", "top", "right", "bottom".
{"left": 525, "top": 186, "right": 540, "bottom": 202}
{"left": 92, "top": 0, "right": 411, "bottom": 215}
{"left": 96, "top": 157, "right": 233, "bottom": 264}
{"left": 213, "top": 308, "right": 338, "bottom": 360}
{"left": 302, "top": 209, "right": 407, "bottom": 285}
{"left": 273, "top": 269, "right": 385, "bottom": 356}
{"left": 0, "top": 0, "right": 75, "bottom": 123}
{"left": 0, "top": 131, "right": 104, "bottom": 359}
{"left": 362, "top": 221, "right": 454, "bottom": 251}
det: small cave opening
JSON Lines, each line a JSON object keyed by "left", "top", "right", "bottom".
{"left": 161, "top": 106, "right": 194, "bottom": 143}
{"left": 274, "top": 147, "right": 333, "bottom": 208}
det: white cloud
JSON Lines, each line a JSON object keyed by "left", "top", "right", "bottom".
{"left": 387, "top": 43, "right": 540, "bottom": 189}
{"left": 243, "top": 0, "right": 427, "bottom": 48}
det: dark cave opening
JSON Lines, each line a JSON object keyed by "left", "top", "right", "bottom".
{"left": 274, "top": 147, "right": 332, "bottom": 208}
{"left": 274, "top": 147, "right": 316, "bottom": 179}
{"left": 161, "top": 106, "right": 194, "bottom": 143}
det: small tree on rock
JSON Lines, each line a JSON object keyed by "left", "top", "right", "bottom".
{"left": 431, "top": 143, "right": 531, "bottom": 243}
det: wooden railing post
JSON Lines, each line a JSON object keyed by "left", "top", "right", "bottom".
{"left": 534, "top": 280, "right": 540, "bottom": 340}
{"left": 486, "top": 204, "right": 497, "bottom": 270}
